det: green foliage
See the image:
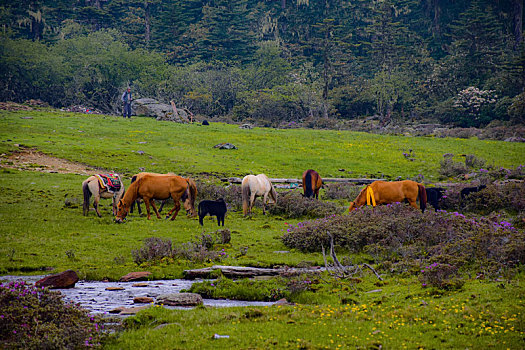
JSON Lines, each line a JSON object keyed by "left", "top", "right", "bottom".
{"left": 0, "top": 281, "right": 106, "bottom": 349}
{"left": 187, "top": 276, "right": 288, "bottom": 302}
{"left": 107, "top": 276, "right": 525, "bottom": 349}
{"left": 0, "top": 1, "right": 522, "bottom": 125}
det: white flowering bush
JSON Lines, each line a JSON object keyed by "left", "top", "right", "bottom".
{"left": 452, "top": 87, "right": 497, "bottom": 125}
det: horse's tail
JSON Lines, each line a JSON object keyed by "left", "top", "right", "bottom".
{"left": 270, "top": 184, "right": 277, "bottom": 204}
{"left": 82, "top": 180, "right": 91, "bottom": 216}
{"left": 242, "top": 181, "right": 251, "bottom": 216}
{"left": 418, "top": 184, "right": 427, "bottom": 213}
{"left": 304, "top": 171, "right": 313, "bottom": 198}
{"left": 185, "top": 178, "right": 198, "bottom": 217}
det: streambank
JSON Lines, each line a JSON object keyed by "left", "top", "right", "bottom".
{"left": 0, "top": 275, "right": 275, "bottom": 315}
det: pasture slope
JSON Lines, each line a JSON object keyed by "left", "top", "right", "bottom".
{"left": 0, "top": 109, "right": 524, "bottom": 349}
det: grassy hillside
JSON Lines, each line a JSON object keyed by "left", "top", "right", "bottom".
{"left": 1, "top": 109, "right": 524, "bottom": 349}
{"left": 1, "top": 110, "right": 524, "bottom": 181}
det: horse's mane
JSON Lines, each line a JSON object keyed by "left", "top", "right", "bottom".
{"left": 121, "top": 176, "right": 140, "bottom": 205}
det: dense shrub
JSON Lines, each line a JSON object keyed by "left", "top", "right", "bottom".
{"left": 419, "top": 263, "right": 464, "bottom": 290}
{"left": 439, "top": 153, "right": 468, "bottom": 178}
{"left": 322, "top": 183, "right": 362, "bottom": 201}
{"left": 132, "top": 234, "right": 228, "bottom": 266}
{"left": 0, "top": 281, "right": 105, "bottom": 349}
{"left": 131, "top": 237, "right": 173, "bottom": 265}
{"left": 195, "top": 181, "right": 243, "bottom": 212}
{"left": 268, "top": 190, "right": 344, "bottom": 219}
{"left": 440, "top": 182, "right": 525, "bottom": 215}
{"left": 281, "top": 203, "right": 525, "bottom": 273}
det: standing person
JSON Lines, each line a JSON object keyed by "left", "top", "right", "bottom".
{"left": 121, "top": 87, "right": 132, "bottom": 118}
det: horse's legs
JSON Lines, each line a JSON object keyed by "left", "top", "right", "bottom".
{"left": 112, "top": 196, "right": 117, "bottom": 216}
{"left": 143, "top": 198, "right": 153, "bottom": 220}
{"left": 149, "top": 200, "right": 162, "bottom": 219}
{"left": 166, "top": 199, "right": 181, "bottom": 221}
{"left": 251, "top": 193, "right": 258, "bottom": 214}
{"left": 262, "top": 193, "right": 269, "bottom": 214}
{"left": 158, "top": 200, "right": 166, "bottom": 213}
{"left": 93, "top": 195, "right": 102, "bottom": 217}
{"left": 407, "top": 197, "right": 419, "bottom": 209}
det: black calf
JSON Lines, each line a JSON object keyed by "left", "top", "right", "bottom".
{"left": 460, "top": 185, "right": 487, "bottom": 200}
{"left": 426, "top": 187, "right": 446, "bottom": 211}
{"left": 198, "top": 198, "right": 227, "bottom": 226}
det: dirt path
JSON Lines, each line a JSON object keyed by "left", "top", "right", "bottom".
{"left": 0, "top": 147, "right": 102, "bottom": 175}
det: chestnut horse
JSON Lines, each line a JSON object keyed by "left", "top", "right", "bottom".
{"left": 115, "top": 173, "right": 192, "bottom": 222}
{"left": 302, "top": 169, "right": 323, "bottom": 199}
{"left": 348, "top": 180, "right": 427, "bottom": 213}
{"left": 129, "top": 172, "right": 197, "bottom": 217}
{"left": 242, "top": 174, "right": 277, "bottom": 216}
{"left": 82, "top": 173, "right": 125, "bottom": 217}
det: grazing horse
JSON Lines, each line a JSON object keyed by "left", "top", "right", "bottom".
{"left": 460, "top": 185, "right": 486, "bottom": 200}
{"left": 426, "top": 187, "right": 446, "bottom": 211}
{"left": 242, "top": 174, "right": 277, "bottom": 216}
{"left": 198, "top": 198, "right": 227, "bottom": 226}
{"left": 129, "top": 172, "right": 197, "bottom": 217}
{"left": 348, "top": 180, "right": 427, "bottom": 213}
{"left": 302, "top": 169, "right": 323, "bottom": 199}
{"left": 115, "top": 173, "right": 192, "bottom": 222}
{"left": 82, "top": 173, "right": 125, "bottom": 217}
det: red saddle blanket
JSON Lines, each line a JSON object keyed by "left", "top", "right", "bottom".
{"left": 94, "top": 174, "right": 121, "bottom": 193}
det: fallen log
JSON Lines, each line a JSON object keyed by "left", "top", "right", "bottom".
{"left": 183, "top": 265, "right": 322, "bottom": 279}
{"left": 221, "top": 177, "right": 381, "bottom": 185}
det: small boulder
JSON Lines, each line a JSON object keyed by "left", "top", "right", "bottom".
{"left": 134, "top": 296, "right": 154, "bottom": 304}
{"left": 156, "top": 293, "right": 203, "bottom": 306}
{"left": 119, "top": 305, "right": 150, "bottom": 315}
{"left": 35, "top": 270, "right": 79, "bottom": 289}
{"left": 119, "top": 271, "right": 151, "bottom": 282}
{"left": 132, "top": 283, "right": 149, "bottom": 287}
{"left": 213, "top": 142, "right": 237, "bottom": 150}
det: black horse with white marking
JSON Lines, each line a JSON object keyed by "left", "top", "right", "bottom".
{"left": 198, "top": 198, "right": 227, "bottom": 226}
{"left": 460, "top": 185, "right": 487, "bottom": 200}
{"left": 425, "top": 187, "right": 446, "bottom": 211}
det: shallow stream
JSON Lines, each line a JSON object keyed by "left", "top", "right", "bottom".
{"left": 0, "top": 275, "right": 274, "bottom": 315}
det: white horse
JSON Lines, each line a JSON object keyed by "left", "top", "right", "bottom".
{"left": 241, "top": 174, "right": 277, "bottom": 216}
{"left": 82, "top": 174, "right": 125, "bottom": 217}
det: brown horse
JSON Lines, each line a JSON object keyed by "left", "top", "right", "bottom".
{"left": 348, "top": 180, "right": 427, "bottom": 213}
{"left": 129, "top": 172, "right": 197, "bottom": 217}
{"left": 115, "top": 173, "right": 192, "bottom": 222}
{"left": 82, "top": 173, "right": 125, "bottom": 217}
{"left": 302, "top": 169, "right": 323, "bottom": 199}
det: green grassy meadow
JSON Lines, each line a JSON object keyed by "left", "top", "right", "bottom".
{"left": 1, "top": 109, "right": 524, "bottom": 349}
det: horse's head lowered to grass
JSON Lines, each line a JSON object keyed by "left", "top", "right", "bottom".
{"left": 115, "top": 173, "right": 192, "bottom": 223}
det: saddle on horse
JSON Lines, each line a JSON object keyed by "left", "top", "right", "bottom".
{"left": 94, "top": 174, "right": 121, "bottom": 193}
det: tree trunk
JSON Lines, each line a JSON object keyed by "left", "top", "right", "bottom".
{"left": 144, "top": 1, "right": 151, "bottom": 46}
{"left": 513, "top": 0, "right": 523, "bottom": 51}
{"left": 432, "top": 0, "right": 441, "bottom": 36}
